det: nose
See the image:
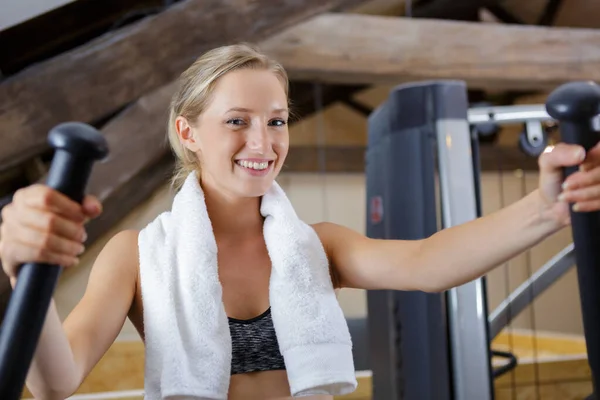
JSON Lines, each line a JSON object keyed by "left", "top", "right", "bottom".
{"left": 246, "top": 123, "right": 270, "bottom": 154}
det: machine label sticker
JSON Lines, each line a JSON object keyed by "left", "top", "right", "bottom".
{"left": 370, "top": 195, "right": 383, "bottom": 224}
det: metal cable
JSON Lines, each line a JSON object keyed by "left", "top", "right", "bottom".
{"left": 405, "top": 0, "right": 413, "bottom": 17}
{"left": 313, "top": 83, "right": 329, "bottom": 222}
{"left": 497, "top": 165, "right": 517, "bottom": 400}
{"left": 520, "top": 171, "right": 542, "bottom": 399}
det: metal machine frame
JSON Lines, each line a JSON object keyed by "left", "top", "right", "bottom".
{"left": 365, "top": 80, "right": 600, "bottom": 400}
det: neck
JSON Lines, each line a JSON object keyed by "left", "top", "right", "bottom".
{"left": 200, "top": 180, "right": 264, "bottom": 238}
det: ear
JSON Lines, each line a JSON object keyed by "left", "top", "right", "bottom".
{"left": 175, "top": 116, "right": 201, "bottom": 152}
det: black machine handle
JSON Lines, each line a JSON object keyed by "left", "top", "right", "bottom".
{"left": 0, "top": 122, "right": 108, "bottom": 399}
{"left": 546, "top": 81, "right": 600, "bottom": 397}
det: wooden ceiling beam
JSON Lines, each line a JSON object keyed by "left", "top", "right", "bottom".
{"left": 283, "top": 144, "right": 539, "bottom": 173}
{"left": 260, "top": 13, "right": 600, "bottom": 90}
{"left": 82, "top": 83, "right": 175, "bottom": 245}
{"left": 0, "top": 0, "right": 171, "bottom": 76}
{"left": 0, "top": 82, "right": 177, "bottom": 312}
{"left": 0, "top": 0, "right": 370, "bottom": 172}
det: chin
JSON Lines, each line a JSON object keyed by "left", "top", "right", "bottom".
{"left": 236, "top": 179, "right": 275, "bottom": 198}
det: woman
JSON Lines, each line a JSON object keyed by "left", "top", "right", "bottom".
{"left": 1, "top": 43, "right": 600, "bottom": 400}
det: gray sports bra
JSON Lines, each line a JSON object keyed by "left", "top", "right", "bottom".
{"left": 228, "top": 307, "right": 286, "bottom": 375}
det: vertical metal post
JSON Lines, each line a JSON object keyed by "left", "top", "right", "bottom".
{"left": 434, "top": 87, "right": 494, "bottom": 399}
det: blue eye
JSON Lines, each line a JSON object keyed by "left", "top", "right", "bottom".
{"left": 227, "top": 118, "right": 245, "bottom": 126}
{"left": 269, "top": 119, "right": 287, "bottom": 127}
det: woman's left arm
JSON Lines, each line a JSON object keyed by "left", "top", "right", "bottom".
{"left": 317, "top": 142, "right": 600, "bottom": 293}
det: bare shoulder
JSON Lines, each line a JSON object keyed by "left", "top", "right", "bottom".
{"left": 95, "top": 229, "right": 140, "bottom": 266}
{"left": 88, "top": 229, "right": 139, "bottom": 276}
{"left": 310, "top": 221, "right": 422, "bottom": 291}
{"left": 311, "top": 221, "right": 368, "bottom": 249}
{"left": 310, "top": 222, "right": 336, "bottom": 255}
{"left": 78, "top": 228, "right": 139, "bottom": 301}
{"left": 76, "top": 229, "right": 140, "bottom": 312}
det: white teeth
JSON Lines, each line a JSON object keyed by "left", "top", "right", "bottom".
{"left": 237, "top": 160, "right": 269, "bottom": 170}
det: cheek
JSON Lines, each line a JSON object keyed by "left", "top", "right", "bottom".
{"left": 272, "top": 133, "right": 289, "bottom": 155}
{"left": 203, "top": 132, "right": 240, "bottom": 158}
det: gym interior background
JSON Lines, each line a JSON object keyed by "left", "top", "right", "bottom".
{"left": 1, "top": 0, "right": 599, "bottom": 399}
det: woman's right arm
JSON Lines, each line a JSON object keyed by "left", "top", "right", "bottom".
{"left": 0, "top": 185, "right": 139, "bottom": 399}
{"left": 29, "top": 230, "right": 139, "bottom": 399}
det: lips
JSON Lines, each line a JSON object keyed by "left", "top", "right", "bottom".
{"left": 234, "top": 158, "right": 275, "bottom": 177}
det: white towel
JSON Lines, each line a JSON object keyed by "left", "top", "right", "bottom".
{"left": 138, "top": 171, "right": 357, "bottom": 399}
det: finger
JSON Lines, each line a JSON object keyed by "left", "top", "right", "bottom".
{"left": 588, "top": 140, "right": 600, "bottom": 154}
{"left": 8, "top": 205, "right": 86, "bottom": 243}
{"left": 14, "top": 224, "right": 86, "bottom": 260}
{"left": 15, "top": 185, "right": 86, "bottom": 223}
{"left": 538, "top": 143, "right": 586, "bottom": 173}
{"left": 573, "top": 200, "right": 600, "bottom": 213}
{"left": 559, "top": 185, "right": 600, "bottom": 203}
{"left": 562, "top": 166, "right": 600, "bottom": 190}
{"left": 580, "top": 162, "right": 598, "bottom": 172}
{"left": 82, "top": 195, "right": 102, "bottom": 219}
{"left": 6, "top": 240, "right": 80, "bottom": 269}
{"left": 580, "top": 153, "right": 600, "bottom": 172}
{"left": 576, "top": 141, "right": 600, "bottom": 171}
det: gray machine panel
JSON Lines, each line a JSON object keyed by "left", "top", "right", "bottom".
{"left": 366, "top": 80, "right": 493, "bottom": 400}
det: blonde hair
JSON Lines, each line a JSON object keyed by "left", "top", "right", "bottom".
{"left": 167, "top": 43, "right": 289, "bottom": 190}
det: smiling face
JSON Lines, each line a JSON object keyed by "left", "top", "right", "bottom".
{"left": 176, "top": 68, "right": 289, "bottom": 198}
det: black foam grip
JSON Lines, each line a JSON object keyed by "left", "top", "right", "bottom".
{"left": 547, "top": 81, "right": 600, "bottom": 396}
{"left": 0, "top": 122, "right": 108, "bottom": 399}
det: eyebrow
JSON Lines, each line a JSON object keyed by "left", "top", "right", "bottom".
{"left": 226, "top": 107, "right": 289, "bottom": 114}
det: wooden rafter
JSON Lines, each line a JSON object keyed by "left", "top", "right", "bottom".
{"left": 260, "top": 13, "right": 600, "bottom": 89}
{"left": 537, "top": 0, "right": 564, "bottom": 26}
{"left": 283, "top": 144, "right": 539, "bottom": 173}
{"left": 0, "top": 0, "right": 171, "bottom": 75}
{"left": 83, "top": 83, "right": 175, "bottom": 244}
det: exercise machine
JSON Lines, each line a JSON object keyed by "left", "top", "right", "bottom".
{"left": 365, "top": 80, "right": 600, "bottom": 399}
{"left": 0, "top": 123, "right": 109, "bottom": 399}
